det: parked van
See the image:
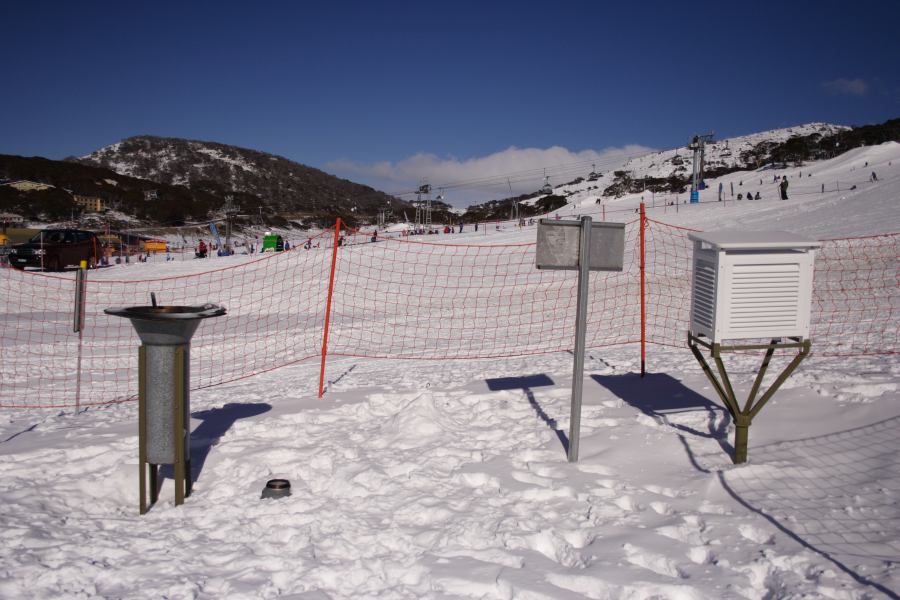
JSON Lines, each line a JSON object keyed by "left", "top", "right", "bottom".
{"left": 8, "top": 229, "right": 100, "bottom": 271}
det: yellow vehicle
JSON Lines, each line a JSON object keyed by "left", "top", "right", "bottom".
{"left": 0, "top": 233, "right": 8, "bottom": 247}
{"left": 143, "top": 239, "right": 167, "bottom": 253}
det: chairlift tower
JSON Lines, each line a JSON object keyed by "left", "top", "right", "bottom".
{"left": 435, "top": 190, "right": 445, "bottom": 224}
{"left": 222, "top": 195, "right": 241, "bottom": 254}
{"left": 541, "top": 170, "right": 553, "bottom": 195}
{"left": 415, "top": 183, "right": 432, "bottom": 232}
{"left": 377, "top": 202, "right": 393, "bottom": 229}
{"left": 688, "top": 132, "right": 715, "bottom": 203}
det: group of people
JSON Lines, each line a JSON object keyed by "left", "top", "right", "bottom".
{"left": 737, "top": 191, "right": 763, "bottom": 201}
{"left": 194, "top": 239, "right": 241, "bottom": 258}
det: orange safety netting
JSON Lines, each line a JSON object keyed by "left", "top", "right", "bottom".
{"left": 0, "top": 219, "right": 896, "bottom": 409}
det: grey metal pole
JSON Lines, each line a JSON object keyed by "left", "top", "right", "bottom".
{"left": 73, "top": 267, "right": 86, "bottom": 333}
{"left": 568, "top": 215, "right": 592, "bottom": 462}
{"left": 691, "top": 146, "right": 701, "bottom": 193}
{"left": 73, "top": 265, "right": 87, "bottom": 411}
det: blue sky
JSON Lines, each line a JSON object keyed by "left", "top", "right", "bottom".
{"left": 2, "top": 1, "right": 898, "bottom": 204}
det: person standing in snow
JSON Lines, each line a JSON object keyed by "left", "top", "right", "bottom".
{"left": 780, "top": 177, "right": 789, "bottom": 200}
{"left": 871, "top": 171, "right": 878, "bottom": 182}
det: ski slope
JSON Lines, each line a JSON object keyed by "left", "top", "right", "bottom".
{"left": 0, "top": 143, "right": 898, "bottom": 599}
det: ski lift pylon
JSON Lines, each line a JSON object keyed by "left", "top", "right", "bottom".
{"left": 540, "top": 172, "right": 552, "bottom": 195}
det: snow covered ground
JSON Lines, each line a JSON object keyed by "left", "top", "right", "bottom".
{"left": 0, "top": 142, "right": 898, "bottom": 599}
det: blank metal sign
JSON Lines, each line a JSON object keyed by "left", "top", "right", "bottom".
{"left": 535, "top": 219, "right": 625, "bottom": 271}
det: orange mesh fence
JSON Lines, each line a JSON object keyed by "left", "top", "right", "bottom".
{"left": 810, "top": 233, "right": 899, "bottom": 356}
{"left": 642, "top": 219, "right": 899, "bottom": 356}
{"left": 1, "top": 219, "right": 896, "bottom": 409}
{"left": 642, "top": 218, "right": 698, "bottom": 350}
{"left": 326, "top": 223, "right": 640, "bottom": 361}
{"left": 0, "top": 230, "right": 334, "bottom": 409}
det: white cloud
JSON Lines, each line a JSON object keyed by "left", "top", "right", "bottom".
{"left": 327, "top": 144, "right": 654, "bottom": 207}
{"left": 822, "top": 78, "right": 869, "bottom": 96}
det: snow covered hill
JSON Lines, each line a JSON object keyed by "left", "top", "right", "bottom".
{"left": 618, "top": 122, "right": 847, "bottom": 182}
{"left": 77, "top": 135, "right": 405, "bottom": 218}
{"left": 510, "top": 139, "right": 899, "bottom": 239}
{"left": 537, "top": 123, "right": 848, "bottom": 202}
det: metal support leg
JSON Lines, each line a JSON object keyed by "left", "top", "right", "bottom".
{"left": 688, "top": 333, "right": 812, "bottom": 465}
{"left": 688, "top": 334, "right": 734, "bottom": 418}
{"left": 712, "top": 349, "right": 741, "bottom": 419}
{"left": 744, "top": 341, "right": 777, "bottom": 413}
{"left": 733, "top": 414, "right": 751, "bottom": 464}
{"left": 748, "top": 340, "right": 811, "bottom": 420}
{"left": 174, "top": 346, "right": 186, "bottom": 507}
{"left": 138, "top": 346, "right": 148, "bottom": 515}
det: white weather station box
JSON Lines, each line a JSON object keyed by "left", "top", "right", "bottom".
{"left": 688, "top": 231, "right": 822, "bottom": 343}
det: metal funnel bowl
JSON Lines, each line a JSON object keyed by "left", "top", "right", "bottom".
{"left": 104, "top": 304, "right": 226, "bottom": 346}
{"left": 104, "top": 303, "right": 226, "bottom": 480}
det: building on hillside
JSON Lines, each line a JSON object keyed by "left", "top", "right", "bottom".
{"left": 0, "top": 212, "right": 25, "bottom": 225}
{"left": 1, "top": 180, "right": 55, "bottom": 192}
{"left": 73, "top": 195, "right": 104, "bottom": 212}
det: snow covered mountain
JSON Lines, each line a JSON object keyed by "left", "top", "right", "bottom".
{"left": 619, "top": 123, "right": 848, "bottom": 180}
{"left": 555, "top": 123, "right": 851, "bottom": 200}
{"left": 76, "top": 136, "right": 404, "bottom": 217}
{"left": 462, "top": 123, "right": 856, "bottom": 221}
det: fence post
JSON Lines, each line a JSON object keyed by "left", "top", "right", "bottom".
{"left": 639, "top": 203, "right": 646, "bottom": 377}
{"left": 73, "top": 261, "right": 88, "bottom": 411}
{"left": 318, "top": 218, "right": 342, "bottom": 398}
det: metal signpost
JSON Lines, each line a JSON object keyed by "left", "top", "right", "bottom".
{"left": 536, "top": 216, "right": 624, "bottom": 462}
